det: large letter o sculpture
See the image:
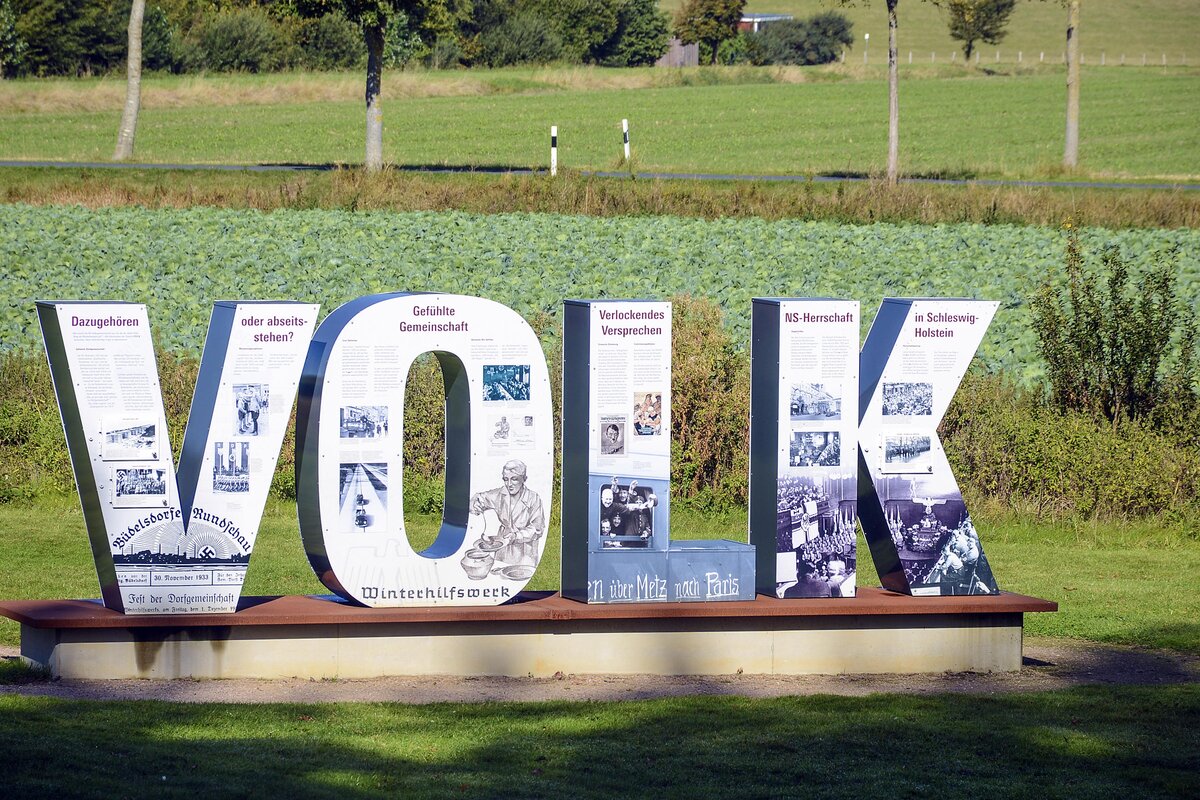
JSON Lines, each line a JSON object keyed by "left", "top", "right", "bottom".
{"left": 296, "top": 293, "right": 553, "bottom": 607}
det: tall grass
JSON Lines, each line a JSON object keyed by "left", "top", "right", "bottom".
{"left": 3, "top": 168, "right": 1198, "bottom": 229}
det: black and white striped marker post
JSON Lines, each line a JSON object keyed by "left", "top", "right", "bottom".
{"left": 550, "top": 126, "right": 558, "bottom": 177}
{"left": 622, "top": 119, "right": 630, "bottom": 162}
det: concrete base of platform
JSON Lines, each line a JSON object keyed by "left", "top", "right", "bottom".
{"left": 1, "top": 590, "right": 1055, "bottom": 680}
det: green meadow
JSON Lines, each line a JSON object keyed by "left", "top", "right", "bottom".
{"left": 1, "top": 67, "right": 1197, "bottom": 180}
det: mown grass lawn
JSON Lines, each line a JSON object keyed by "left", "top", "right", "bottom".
{"left": 0, "top": 685, "right": 1196, "bottom": 799}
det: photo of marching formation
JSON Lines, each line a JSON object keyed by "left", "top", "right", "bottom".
{"left": 632, "top": 391, "right": 663, "bottom": 435}
{"left": 882, "top": 434, "right": 934, "bottom": 473}
{"left": 789, "top": 383, "right": 842, "bottom": 421}
{"left": 878, "top": 482, "right": 997, "bottom": 594}
{"left": 111, "top": 466, "right": 169, "bottom": 507}
{"left": 882, "top": 381, "right": 933, "bottom": 416}
{"left": 233, "top": 383, "right": 269, "bottom": 436}
{"left": 788, "top": 431, "right": 840, "bottom": 467}
{"left": 101, "top": 418, "right": 159, "bottom": 461}
{"left": 774, "top": 475, "right": 857, "bottom": 598}
{"left": 482, "top": 364, "right": 530, "bottom": 401}
{"left": 338, "top": 462, "right": 388, "bottom": 533}
{"left": 599, "top": 415, "right": 626, "bottom": 455}
{"left": 598, "top": 476, "right": 658, "bottom": 549}
{"left": 212, "top": 441, "right": 250, "bottom": 493}
{"left": 462, "top": 459, "right": 546, "bottom": 582}
{"left": 339, "top": 405, "right": 389, "bottom": 439}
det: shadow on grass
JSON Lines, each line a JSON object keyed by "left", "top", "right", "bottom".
{"left": 0, "top": 685, "right": 1196, "bottom": 798}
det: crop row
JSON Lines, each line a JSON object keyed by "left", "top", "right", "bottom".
{"left": 2, "top": 205, "right": 1196, "bottom": 381}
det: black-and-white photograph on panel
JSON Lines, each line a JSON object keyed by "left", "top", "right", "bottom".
{"left": 882, "top": 382, "right": 933, "bottom": 416}
{"left": 339, "top": 462, "right": 388, "bottom": 533}
{"left": 881, "top": 433, "right": 934, "bottom": 473}
{"left": 465, "top": 459, "right": 546, "bottom": 582}
{"left": 632, "top": 390, "right": 663, "bottom": 435}
{"left": 788, "top": 431, "right": 840, "bottom": 467}
{"left": 101, "top": 417, "right": 159, "bottom": 461}
{"left": 599, "top": 415, "right": 626, "bottom": 455}
{"left": 598, "top": 477, "right": 658, "bottom": 549}
{"left": 482, "top": 364, "right": 530, "bottom": 402}
{"left": 774, "top": 475, "right": 857, "bottom": 598}
{"left": 339, "top": 405, "right": 389, "bottom": 439}
{"left": 880, "top": 488, "right": 996, "bottom": 595}
{"left": 789, "top": 383, "right": 842, "bottom": 421}
{"left": 233, "top": 383, "right": 269, "bottom": 436}
{"left": 111, "top": 466, "right": 170, "bottom": 507}
{"left": 212, "top": 441, "right": 251, "bottom": 493}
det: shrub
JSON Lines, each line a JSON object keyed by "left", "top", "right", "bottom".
{"left": 941, "top": 372, "right": 1199, "bottom": 518}
{"left": 596, "top": 0, "right": 669, "bottom": 67}
{"left": 752, "top": 12, "right": 853, "bottom": 66}
{"left": 477, "top": 10, "right": 563, "bottom": 67}
{"left": 297, "top": 11, "right": 364, "bottom": 70}
{"left": 195, "top": 7, "right": 285, "bottom": 72}
{"left": 1031, "top": 227, "right": 1199, "bottom": 443}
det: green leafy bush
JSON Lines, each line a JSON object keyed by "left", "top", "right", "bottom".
{"left": 942, "top": 372, "right": 1199, "bottom": 519}
{"left": 1031, "top": 228, "right": 1199, "bottom": 445}
{"left": 477, "top": 10, "right": 563, "bottom": 67}
{"left": 751, "top": 12, "right": 853, "bottom": 66}
{"left": 297, "top": 11, "right": 364, "bottom": 71}
{"left": 195, "top": 7, "right": 286, "bottom": 73}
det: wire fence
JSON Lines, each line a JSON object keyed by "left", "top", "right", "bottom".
{"left": 847, "top": 50, "right": 1191, "bottom": 67}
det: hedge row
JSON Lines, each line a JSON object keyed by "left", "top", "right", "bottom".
{"left": 2, "top": 296, "right": 1195, "bottom": 521}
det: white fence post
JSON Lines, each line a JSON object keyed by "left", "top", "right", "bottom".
{"left": 622, "top": 119, "right": 630, "bottom": 162}
{"left": 550, "top": 126, "right": 558, "bottom": 177}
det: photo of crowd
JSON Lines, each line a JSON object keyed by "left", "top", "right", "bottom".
{"left": 774, "top": 475, "right": 857, "bottom": 598}
{"left": 788, "top": 431, "right": 840, "bottom": 467}
{"left": 212, "top": 441, "right": 250, "bottom": 494}
{"left": 482, "top": 364, "right": 530, "bottom": 401}
{"left": 880, "top": 494, "right": 997, "bottom": 594}
{"left": 883, "top": 434, "right": 933, "bottom": 473}
{"left": 599, "top": 416, "right": 625, "bottom": 455}
{"left": 340, "top": 405, "right": 389, "bottom": 439}
{"left": 113, "top": 467, "right": 169, "bottom": 506}
{"left": 598, "top": 476, "right": 658, "bottom": 548}
{"left": 789, "top": 383, "right": 842, "bottom": 421}
{"left": 632, "top": 392, "right": 662, "bottom": 435}
{"left": 233, "top": 384, "right": 269, "bottom": 436}
{"left": 882, "top": 382, "right": 933, "bottom": 416}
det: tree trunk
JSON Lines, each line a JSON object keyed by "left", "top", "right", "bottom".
{"left": 364, "top": 24, "right": 385, "bottom": 173}
{"left": 113, "top": 0, "right": 145, "bottom": 161}
{"left": 1063, "top": 0, "right": 1080, "bottom": 168}
{"left": 886, "top": 0, "right": 899, "bottom": 184}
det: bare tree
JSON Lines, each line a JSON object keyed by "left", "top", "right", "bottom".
{"left": 113, "top": 0, "right": 145, "bottom": 161}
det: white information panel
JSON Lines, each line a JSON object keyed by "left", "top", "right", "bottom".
{"left": 759, "top": 300, "right": 860, "bottom": 598}
{"left": 38, "top": 301, "right": 318, "bottom": 614}
{"left": 587, "top": 301, "right": 672, "bottom": 552}
{"left": 297, "top": 293, "right": 554, "bottom": 607}
{"left": 858, "top": 299, "right": 1001, "bottom": 596}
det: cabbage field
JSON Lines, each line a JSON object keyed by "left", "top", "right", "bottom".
{"left": 2, "top": 205, "right": 1197, "bottom": 381}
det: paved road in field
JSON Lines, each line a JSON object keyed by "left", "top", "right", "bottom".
{"left": 2, "top": 160, "right": 1197, "bottom": 191}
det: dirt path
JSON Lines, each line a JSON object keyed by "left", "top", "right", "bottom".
{"left": 2, "top": 639, "right": 1196, "bottom": 704}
